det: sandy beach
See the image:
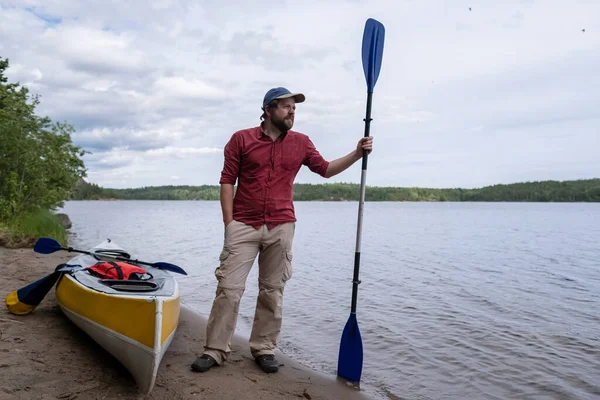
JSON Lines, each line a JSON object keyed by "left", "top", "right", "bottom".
{"left": 0, "top": 246, "right": 374, "bottom": 400}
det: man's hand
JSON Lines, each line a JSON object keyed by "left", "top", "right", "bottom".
{"left": 355, "top": 136, "right": 373, "bottom": 157}
{"left": 224, "top": 218, "right": 234, "bottom": 228}
{"left": 324, "top": 136, "right": 375, "bottom": 178}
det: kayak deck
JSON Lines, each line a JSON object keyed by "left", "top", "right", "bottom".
{"left": 63, "top": 241, "right": 177, "bottom": 297}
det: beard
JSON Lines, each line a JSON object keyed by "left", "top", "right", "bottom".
{"left": 272, "top": 115, "right": 294, "bottom": 133}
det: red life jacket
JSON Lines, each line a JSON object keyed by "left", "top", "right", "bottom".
{"left": 88, "top": 261, "right": 148, "bottom": 280}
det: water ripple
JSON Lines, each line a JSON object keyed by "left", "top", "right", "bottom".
{"left": 60, "top": 200, "right": 600, "bottom": 400}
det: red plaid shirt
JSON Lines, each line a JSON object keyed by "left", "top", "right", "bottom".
{"left": 219, "top": 126, "right": 330, "bottom": 229}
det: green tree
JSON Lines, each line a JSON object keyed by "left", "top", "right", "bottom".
{"left": 0, "top": 57, "right": 87, "bottom": 221}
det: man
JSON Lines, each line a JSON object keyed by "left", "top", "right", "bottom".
{"left": 191, "top": 87, "right": 373, "bottom": 374}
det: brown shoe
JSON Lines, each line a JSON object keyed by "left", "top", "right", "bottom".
{"left": 191, "top": 354, "right": 218, "bottom": 372}
{"left": 255, "top": 354, "right": 279, "bottom": 373}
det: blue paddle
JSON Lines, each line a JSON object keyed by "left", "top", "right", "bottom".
{"left": 337, "top": 17, "right": 385, "bottom": 384}
{"left": 33, "top": 237, "right": 187, "bottom": 275}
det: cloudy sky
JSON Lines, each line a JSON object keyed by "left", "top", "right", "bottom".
{"left": 1, "top": 0, "right": 598, "bottom": 189}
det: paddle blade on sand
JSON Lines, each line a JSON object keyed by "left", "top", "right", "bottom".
{"left": 5, "top": 263, "right": 83, "bottom": 315}
{"left": 5, "top": 271, "right": 62, "bottom": 315}
{"left": 337, "top": 313, "right": 363, "bottom": 382}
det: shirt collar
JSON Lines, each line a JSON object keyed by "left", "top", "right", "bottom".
{"left": 258, "top": 123, "right": 288, "bottom": 141}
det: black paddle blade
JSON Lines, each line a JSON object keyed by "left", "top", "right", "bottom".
{"left": 362, "top": 18, "right": 385, "bottom": 93}
{"left": 5, "top": 271, "right": 62, "bottom": 315}
{"left": 33, "top": 237, "right": 62, "bottom": 254}
{"left": 5, "top": 263, "right": 82, "bottom": 315}
{"left": 152, "top": 262, "right": 187, "bottom": 275}
{"left": 337, "top": 313, "right": 363, "bottom": 382}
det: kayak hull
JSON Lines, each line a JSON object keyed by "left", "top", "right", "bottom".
{"left": 55, "top": 240, "right": 180, "bottom": 394}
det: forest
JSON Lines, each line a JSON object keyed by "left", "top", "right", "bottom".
{"left": 71, "top": 179, "right": 600, "bottom": 202}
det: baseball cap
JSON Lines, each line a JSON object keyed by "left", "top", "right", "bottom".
{"left": 261, "top": 87, "right": 305, "bottom": 119}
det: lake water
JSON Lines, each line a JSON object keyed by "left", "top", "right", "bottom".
{"left": 58, "top": 200, "right": 600, "bottom": 400}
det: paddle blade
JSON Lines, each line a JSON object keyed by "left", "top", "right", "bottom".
{"left": 5, "top": 272, "right": 62, "bottom": 315}
{"left": 33, "top": 237, "right": 62, "bottom": 254}
{"left": 361, "top": 18, "right": 385, "bottom": 93}
{"left": 337, "top": 312, "right": 363, "bottom": 382}
{"left": 153, "top": 262, "right": 187, "bottom": 275}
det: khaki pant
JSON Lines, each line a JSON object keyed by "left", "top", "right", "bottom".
{"left": 203, "top": 220, "right": 295, "bottom": 364}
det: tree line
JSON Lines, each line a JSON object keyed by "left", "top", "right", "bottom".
{"left": 71, "top": 179, "right": 600, "bottom": 202}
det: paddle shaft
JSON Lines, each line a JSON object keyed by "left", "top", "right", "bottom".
{"left": 59, "top": 246, "right": 154, "bottom": 268}
{"left": 351, "top": 90, "right": 373, "bottom": 313}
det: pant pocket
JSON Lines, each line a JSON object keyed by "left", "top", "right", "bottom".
{"left": 224, "top": 220, "right": 234, "bottom": 238}
{"left": 215, "top": 248, "right": 230, "bottom": 282}
{"left": 283, "top": 250, "right": 293, "bottom": 282}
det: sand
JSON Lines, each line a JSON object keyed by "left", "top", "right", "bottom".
{"left": 0, "top": 246, "right": 374, "bottom": 400}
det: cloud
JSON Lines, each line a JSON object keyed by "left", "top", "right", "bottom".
{"left": 152, "top": 77, "right": 227, "bottom": 100}
{"left": 83, "top": 144, "right": 223, "bottom": 187}
{"left": 1, "top": 0, "right": 599, "bottom": 189}
{"left": 145, "top": 146, "right": 222, "bottom": 158}
{"left": 75, "top": 127, "right": 178, "bottom": 152}
{"left": 213, "top": 29, "right": 335, "bottom": 71}
{"left": 85, "top": 149, "right": 137, "bottom": 170}
{"left": 41, "top": 25, "right": 149, "bottom": 75}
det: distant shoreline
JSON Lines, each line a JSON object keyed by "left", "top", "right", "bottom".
{"left": 70, "top": 178, "right": 600, "bottom": 203}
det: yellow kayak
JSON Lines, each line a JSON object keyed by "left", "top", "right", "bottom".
{"left": 54, "top": 240, "right": 180, "bottom": 394}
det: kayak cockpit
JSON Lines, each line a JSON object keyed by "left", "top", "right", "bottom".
{"left": 99, "top": 279, "right": 161, "bottom": 292}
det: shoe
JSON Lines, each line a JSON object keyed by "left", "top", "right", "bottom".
{"left": 191, "top": 354, "right": 218, "bottom": 372}
{"left": 255, "top": 354, "right": 279, "bottom": 373}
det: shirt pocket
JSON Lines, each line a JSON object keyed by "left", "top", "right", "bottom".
{"left": 281, "top": 142, "right": 303, "bottom": 171}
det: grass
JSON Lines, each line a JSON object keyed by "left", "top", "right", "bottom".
{"left": 0, "top": 210, "right": 67, "bottom": 248}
